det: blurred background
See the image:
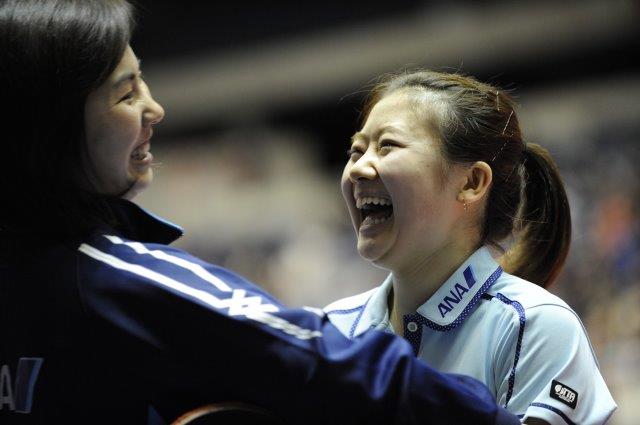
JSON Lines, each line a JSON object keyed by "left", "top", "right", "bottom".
{"left": 131, "top": 0, "right": 639, "bottom": 421}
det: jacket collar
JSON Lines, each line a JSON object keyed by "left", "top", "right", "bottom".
{"left": 106, "top": 199, "right": 183, "bottom": 245}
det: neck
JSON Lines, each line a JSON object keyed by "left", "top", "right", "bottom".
{"left": 388, "top": 240, "right": 479, "bottom": 332}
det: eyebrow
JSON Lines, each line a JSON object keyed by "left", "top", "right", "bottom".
{"left": 350, "top": 125, "right": 405, "bottom": 144}
{"left": 112, "top": 59, "right": 142, "bottom": 88}
{"left": 350, "top": 132, "right": 365, "bottom": 145}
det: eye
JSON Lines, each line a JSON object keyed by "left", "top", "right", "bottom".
{"left": 119, "top": 91, "right": 135, "bottom": 103}
{"left": 346, "top": 147, "right": 364, "bottom": 161}
{"left": 379, "top": 139, "right": 398, "bottom": 152}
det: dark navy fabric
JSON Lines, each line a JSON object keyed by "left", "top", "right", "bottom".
{"left": 529, "top": 403, "right": 577, "bottom": 425}
{"left": 0, "top": 199, "right": 520, "bottom": 424}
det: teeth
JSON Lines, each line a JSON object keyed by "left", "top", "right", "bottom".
{"left": 369, "top": 217, "right": 389, "bottom": 224}
{"left": 362, "top": 215, "right": 391, "bottom": 226}
{"left": 131, "top": 145, "right": 147, "bottom": 160}
{"left": 356, "top": 196, "right": 392, "bottom": 209}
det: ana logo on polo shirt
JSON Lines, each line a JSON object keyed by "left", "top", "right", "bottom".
{"left": 437, "top": 266, "right": 477, "bottom": 318}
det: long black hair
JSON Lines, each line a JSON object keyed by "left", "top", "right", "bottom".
{"left": 0, "top": 0, "right": 135, "bottom": 237}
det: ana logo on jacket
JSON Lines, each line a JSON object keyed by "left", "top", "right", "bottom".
{"left": 0, "top": 357, "right": 44, "bottom": 414}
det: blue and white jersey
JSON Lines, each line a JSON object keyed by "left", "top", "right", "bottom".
{"left": 0, "top": 200, "right": 520, "bottom": 425}
{"left": 325, "top": 247, "right": 617, "bottom": 425}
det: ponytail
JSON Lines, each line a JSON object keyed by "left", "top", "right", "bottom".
{"left": 502, "top": 143, "right": 572, "bottom": 287}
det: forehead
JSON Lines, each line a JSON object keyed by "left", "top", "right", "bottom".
{"left": 360, "top": 89, "right": 443, "bottom": 139}
{"left": 112, "top": 46, "right": 138, "bottom": 74}
{"left": 107, "top": 45, "right": 140, "bottom": 84}
{"left": 366, "top": 90, "right": 416, "bottom": 123}
{"left": 89, "top": 45, "right": 139, "bottom": 99}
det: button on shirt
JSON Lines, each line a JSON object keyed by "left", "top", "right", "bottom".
{"left": 325, "top": 247, "right": 617, "bottom": 424}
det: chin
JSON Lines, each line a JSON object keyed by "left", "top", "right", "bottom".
{"left": 358, "top": 242, "right": 390, "bottom": 266}
{"left": 139, "top": 168, "right": 154, "bottom": 186}
{"left": 121, "top": 169, "right": 153, "bottom": 200}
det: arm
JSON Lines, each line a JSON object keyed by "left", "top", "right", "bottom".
{"left": 78, "top": 235, "right": 520, "bottom": 425}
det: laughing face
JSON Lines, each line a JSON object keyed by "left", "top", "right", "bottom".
{"left": 341, "top": 89, "right": 466, "bottom": 271}
{"left": 84, "top": 45, "right": 165, "bottom": 198}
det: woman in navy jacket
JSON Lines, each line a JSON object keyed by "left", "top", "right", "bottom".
{"left": 0, "top": 1, "right": 520, "bottom": 424}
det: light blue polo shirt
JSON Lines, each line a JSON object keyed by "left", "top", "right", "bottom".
{"left": 325, "top": 247, "right": 616, "bottom": 424}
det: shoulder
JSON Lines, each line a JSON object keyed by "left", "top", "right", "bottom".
{"left": 76, "top": 233, "right": 282, "bottom": 309}
{"left": 486, "top": 272, "right": 579, "bottom": 325}
{"left": 484, "top": 272, "right": 591, "bottom": 355}
{"left": 79, "top": 232, "right": 240, "bottom": 280}
{"left": 78, "top": 233, "right": 208, "bottom": 273}
{"left": 487, "top": 271, "right": 571, "bottom": 310}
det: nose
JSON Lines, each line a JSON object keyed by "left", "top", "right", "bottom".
{"left": 348, "top": 149, "right": 378, "bottom": 183}
{"left": 142, "top": 85, "right": 165, "bottom": 126}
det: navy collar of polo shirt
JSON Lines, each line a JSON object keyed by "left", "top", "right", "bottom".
{"left": 105, "top": 198, "right": 183, "bottom": 245}
{"left": 352, "top": 247, "right": 502, "bottom": 340}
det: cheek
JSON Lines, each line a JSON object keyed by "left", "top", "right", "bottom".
{"left": 340, "top": 167, "right": 353, "bottom": 203}
{"left": 340, "top": 167, "right": 361, "bottom": 228}
{"left": 401, "top": 184, "right": 459, "bottom": 246}
{"left": 86, "top": 121, "right": 139, "bottom": 189}
{"left": 92, "top": 117, "right": 139, "bottom": 162}
{"left": 390, "top": 173, "right": 443, "bottom": 227}
{"left": 89, "top": 130, "right": 128, "bottom": 171}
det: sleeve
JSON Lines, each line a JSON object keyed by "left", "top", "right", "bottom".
{"left": 493, "top": 302, "right": 616, "bottom": 424}
{"left": 77, "top": 235, "right": 520, "bottom": 425}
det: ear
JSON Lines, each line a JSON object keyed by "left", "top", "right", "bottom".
{"left": 456, "top": 161, "right": 492, "bottom": 206}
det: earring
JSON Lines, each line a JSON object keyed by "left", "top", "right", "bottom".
{"left": 459, "top": 194, "right": 468, "bottom": 211}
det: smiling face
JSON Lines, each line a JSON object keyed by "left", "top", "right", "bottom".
{"left": 341, "top": 89, "right": 467, "bottom": 272}
{"left": 84, "top": 45, "right": 165, "bottom": 198}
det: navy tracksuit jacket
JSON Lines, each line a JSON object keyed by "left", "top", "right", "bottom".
{"left": 0, "top": 200, "right": 519, "bottom": 424}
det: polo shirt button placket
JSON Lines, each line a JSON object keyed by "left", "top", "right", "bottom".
{"left": 403, "top": 318, "right": 422, "bottom": 356}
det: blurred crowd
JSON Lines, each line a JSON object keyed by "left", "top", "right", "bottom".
{"left": 553, "top": 124, "right": 640, "bottom": 422}
{"left": 139, "top": 119, "right": 639, "bottom": 423}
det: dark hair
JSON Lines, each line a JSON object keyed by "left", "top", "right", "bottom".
{"left": 0, "top": 0, "right": 134, "bottom": 237}
{"left": 362, "top": 70, "right": 571, "bottom": 288}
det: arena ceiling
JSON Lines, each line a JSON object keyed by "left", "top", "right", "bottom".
{"left": 131, "top": 0, "right": 640, "bottom": 167}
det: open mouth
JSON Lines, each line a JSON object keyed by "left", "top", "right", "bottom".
{"left": 356, "top": 196, "right": 394, "bottom": 227}
{"left": 131, "top": 142, "right": 151, "bottom": 162}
